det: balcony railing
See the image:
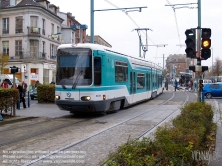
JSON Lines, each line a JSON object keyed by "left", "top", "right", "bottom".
{"left": 2, "top": 29, "right": 9, "bottom": 34}
{"left": 28, "top": 27, "right": 41, "bottom": 36}
{"left": 12, "top": 51, "right": 48, "bottom": 60}
{"left": 16, "top": 29, "right": 23, "bottom": 33}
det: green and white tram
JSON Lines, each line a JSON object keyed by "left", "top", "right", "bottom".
{"left": 55, "top": 43, "right": 164, "bottom": 114}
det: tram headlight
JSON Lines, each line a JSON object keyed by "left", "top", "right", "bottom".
{"left": 81, "top": 96, "right": 91, "bottom": 101}
{"left": 55, "top": 95, "right": 60, "bottom": 100}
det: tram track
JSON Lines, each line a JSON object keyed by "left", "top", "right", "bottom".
{"left": 23, "top": 90, "right": 188, "bottom": 166}
{"left": 0, "top": 118, "right": 92, "bottom": 148}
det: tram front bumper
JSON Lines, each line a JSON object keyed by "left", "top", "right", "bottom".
{"left": 55, "top": 100, "right": 108, "bottom": 113}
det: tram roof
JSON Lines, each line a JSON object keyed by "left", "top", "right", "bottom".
{"left": 57, "top": 43, "right": 163, "bottom": 70}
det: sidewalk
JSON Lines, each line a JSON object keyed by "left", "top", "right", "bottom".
{"left": 15, "top": 103, "right": 71, "bottom": 118}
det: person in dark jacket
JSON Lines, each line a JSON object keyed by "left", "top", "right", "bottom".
{"left": 165, "top": 79, "right": 168, "bottom": 91}
{"left": 17, "top": 82, "right": 26, "bottom": 108}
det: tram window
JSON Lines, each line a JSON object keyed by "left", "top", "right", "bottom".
{"left": 94, "top": 57, "right": 101, "bottom": 86}
{"left": 137, "top": 73, "right": 145, "bottom": 89}
{"left": 115, "top": 61, "right": 128, "bottom": 82}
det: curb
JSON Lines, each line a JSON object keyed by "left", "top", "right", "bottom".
{"left": 0, "top": 116, "right": 38, "bottom": 126}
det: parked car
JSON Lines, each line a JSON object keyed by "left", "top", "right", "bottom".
{"left": 30, "top": 88, "right": 37, "bottom": 100}
{"left": 203, "top": 83, "right": 222, "bottom": 98}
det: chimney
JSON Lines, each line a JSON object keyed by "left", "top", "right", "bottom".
{"left": 10, "top": 0, "right": 15, "bottom": 6}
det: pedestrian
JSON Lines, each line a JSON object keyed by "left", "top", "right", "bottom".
{"left": 190, "top": 80, "right": 193, "bottom": 91}
{"left": 1, "top": 79, "right": 9, "bottom": 88}
{"left": 17, "top": 82, "right": 26, "bottom": 108}
{"left": 188, "top": 81, "right": 191, "bottom": 91}
{"left": 22, "top": 81, "right": 27, "bottom": 97}
{"left": 165, "top": 79, "right": 168, "bottom": 91}
{"left": 174, "top": 79, "right": 178, "bottom": 91}
{"left": 35, "top": 80, "right": 41, "bottom": 88}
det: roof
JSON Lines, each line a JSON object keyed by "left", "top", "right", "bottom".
{"left": 1, "top": 0, "right": 41, "bottom": 8}
{"left": 1, "top": 0, "right": 63, "bottom": 21}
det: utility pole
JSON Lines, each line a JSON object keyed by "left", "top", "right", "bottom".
{"left": 133, "top": 28, "right": 152, "bottom": 58}
{"left": 90, "top": 0, "right": 147, "bottom": 43}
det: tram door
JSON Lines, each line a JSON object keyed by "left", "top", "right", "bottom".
{"left": 130, "top": 72, "right": 136, "bottom": 94}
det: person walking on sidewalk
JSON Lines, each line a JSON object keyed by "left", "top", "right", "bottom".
{"left": 17, "top": 82, "right": 26, "bottom": 108}
{"left": 165, "top": 79, "right": 168, "bottom": 91}
{"left": 22, "top": 81, "right": 27, "bottom": 97}
{"left": 174, "top": 79, "right": 178, "bottom": 91}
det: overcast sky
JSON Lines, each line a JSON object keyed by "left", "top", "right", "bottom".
{"left": 51, "top": 0, "right": 221, "bottom": 69}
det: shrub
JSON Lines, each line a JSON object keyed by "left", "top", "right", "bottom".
{"left": 103, "top": 102, "right": 215, "bottom": 166}
{"left": 0, "top": 88, "right": 19, "bottom": 114}
{"left": 36, "top": 84, "right": 55, "bottom": 103}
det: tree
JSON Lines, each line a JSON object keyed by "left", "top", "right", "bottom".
{"left": 212, "top": 57, "right": 222, "bottom": 76}
{"left": 0, "top": 53, "right": 9, "bottom": 74}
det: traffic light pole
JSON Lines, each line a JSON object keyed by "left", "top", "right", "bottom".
{"left": 197, "top": 0, "right": 201, "bottom": 102}
{"left": 196, "top": 28, "right": 201, "bottom": 102}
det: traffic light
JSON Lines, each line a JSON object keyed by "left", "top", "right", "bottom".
{"left": 199, "top": 79, "right": 203, "bottom": 92}
{"left": 185, "top": 29, "right": 196, "bottom": 58}
{"left": 201, "top": 28, "right": 211, "bottom": 60}
{"left": 202, "top": 66, "right": 208, "bottom": 72}
{"left": 9, "top": 66, "right": 20, "bottom": 74}
{"left": 189, "top": 66, "right": 195, "bottom": 72}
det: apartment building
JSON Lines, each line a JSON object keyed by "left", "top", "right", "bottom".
{"left": 0, "top": 0, "right": 63, "bottom": 89}
{"left": 57, "top": 12, "right": 88, "bottom": 44}
{"left": 87, "top": 35, "right": 112, "bottom": 48}
{"left": 165, "top": 54, "right": 191, "bottom": 78}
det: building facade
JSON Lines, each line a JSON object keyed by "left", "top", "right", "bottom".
{"left": 0, "top": 0, "right": 64, "bottom": 89}
{"left": 57, "top": 11, "right": 88, "bottom": 44}
{"left": 165, "top": 54, "right": 191, "bottom": 78}
{"left": 87, "top": 35, "right": 112, "bottom": 48}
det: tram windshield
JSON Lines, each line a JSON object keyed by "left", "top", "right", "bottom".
{"left": 56, "top": 48, "right": 92, "bottom": 86}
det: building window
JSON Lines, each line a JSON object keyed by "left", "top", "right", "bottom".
{"left": 178, "top": 64, "right": 181, "bottom": 69}
{"left": 30, "top": 16, "right": 39, "bottom": 33}
{"left": 15, "top": 40, "right": 22, "bottom": 56}
{"left": 43, "top": 69, "right": 49, "bottom": 84}
{"left": 2, "top": 41, "right": 9, "bottom": 55}
{"left": 42, "top": 41, "right": 46, "bottom": 58}
{"left": 2, "top": 18, "right": 9, "bottom": 34}
{"left": 51, "top": 23, "right": 54, "bottom": 35}
{"left": 50, "top": 44, "right": 56, "bottom": 58}
{"left": 42, "top": 19, "right": 45, "bottom": 35}
{"left": 30, "top": 40, "right": 39, "bottom": 58}
{"left": 30, "top": 16, "right": 38, "bottom": 27}
{"left": 57, "top": 26, "right": 60, "bottom": 33}
{"left": 137, "top": 73, "right": 145, "bottom": 89}
{"left": 15, "top": 16, "right": 23, "bottom": 33}
{"left": 115, "top": 61, "right": 128, "bottom": 82}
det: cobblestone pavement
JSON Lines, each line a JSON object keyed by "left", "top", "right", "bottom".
{"left": 1, "top": 89, "right": 220, "bottom": 166}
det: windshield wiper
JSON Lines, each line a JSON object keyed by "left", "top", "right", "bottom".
{"left": 72, "top": 71, "right": 83, "bottom": 89}
{"left": 62, "top": 84, "right": 67, "bottom": 89}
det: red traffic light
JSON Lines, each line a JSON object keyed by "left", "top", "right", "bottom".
{"left": 201, "top": 28, "right": 211, "bottom": 38}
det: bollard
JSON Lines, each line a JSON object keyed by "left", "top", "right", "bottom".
{"left": 200, "top": 92, "right": 205, "bottom": 102}
{"left": 28, "top": 91, "right": 30, "bottom": 108}
{"left": 17, "top": 97, "right": 20, "bottom": 110}
{"left": 0, "top": 114, "right": 3, "bottom": 121}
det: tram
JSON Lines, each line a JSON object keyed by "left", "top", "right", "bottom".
{"left": 55, "top": 43, "right": 164, "bottom": 114}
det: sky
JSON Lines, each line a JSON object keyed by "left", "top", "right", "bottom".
{"left": 50, "top": 0, "right": 221, "bottom": 69}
